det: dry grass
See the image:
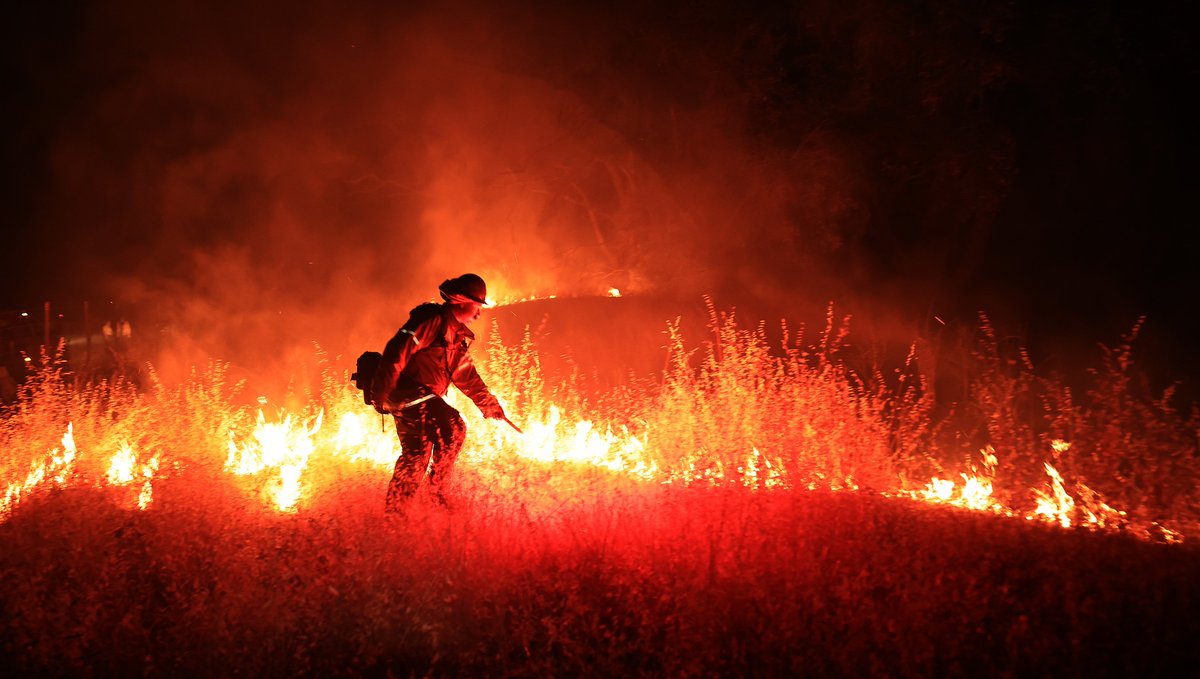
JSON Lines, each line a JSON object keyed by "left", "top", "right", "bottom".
{"left": 1, "top": 303, "right": 1198, "bottom": 676}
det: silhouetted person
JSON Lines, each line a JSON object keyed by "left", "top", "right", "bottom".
{"left": 371, "top": 273, "right": 506, "bottom": 511}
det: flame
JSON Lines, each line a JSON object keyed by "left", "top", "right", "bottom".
{"left": 332, "top": 410, "right": 398, "bottom": 464}
{"left": 897, "top": 442, "right": 1133, "bottom": 533}
{"left": 916, "top": 472, "right": 997, "bottom": 512}
{"left": 907, "top": 447, "right": 1003, "bottom": 513}
{"left": 0, "top": 401, "right": 1154, "bottom": 542}
{"left": 739, "top": 447, "right": 785, "bottom": 489}
{"left": 136, "top": 456, "right": 160, "bottom": 510}
{"left": 225, "top": 410, "right": 323, "bottom": 512}
{"left": 0, "top": 336, "right": 1175, "bottom": 545}
{"left": 2, "top": 423, "right": 76, "bottom": 520}
{"left": 1033, "top": 462, "right": 1076, "bottom": 528}
{"left": 1032, "top": 457, "right": 1127, "bottom": 530}
{"left": 102, "top": 442, "right": 163, "bottom": 510}
{"left": 214, "top": 396, "right": 659, "bottom": 514}
{"left": 1074, "top": 481, "right": 1126, "bottom": 528}
{"left": 486, "top": 285, "right": 624, "bottom": 307}
{"left": 54, "top": 424, "right": 77, "bottom": 485}
{"left": 486, "top": 289, "right": 559, "bottom": 307}
{"left": 107, "top": 441, "right": 138, "bottom": 485}
{"left": 924, "top": 477, "right": 956, "bottom": 502}
{"left": 488, "top": 404, "right": 654, "bottom": 477}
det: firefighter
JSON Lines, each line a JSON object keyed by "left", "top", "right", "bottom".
{"left": 371, "top": 273, "right": 506, "bottom": 511}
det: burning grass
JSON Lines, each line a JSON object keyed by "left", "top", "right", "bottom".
{"left": 2, "top": 301, "right": 1198, "bottom": 674}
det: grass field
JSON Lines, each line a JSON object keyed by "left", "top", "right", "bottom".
{"left": 2, "top": 302, "right": 1197, "bottom": 675}
{"left": 4, "top": 478, "right": 1198, "bottom": 677}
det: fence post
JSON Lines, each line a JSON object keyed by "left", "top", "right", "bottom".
{"left": 84, "top": 300, "right": 91, "bottom": 370}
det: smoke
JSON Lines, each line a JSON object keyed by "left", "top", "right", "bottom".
{"left": 18, "top": 0, "right": 869, "bottom": 389}
{"left": 13, "top": 0, "right": 1192, "bottom": 397}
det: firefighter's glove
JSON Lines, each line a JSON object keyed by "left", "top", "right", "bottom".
{"left": 374, "top": 394, "right": 401, "bottom": 415}
{"left": 482, "top": 402, "right": 506, "bottom": 420}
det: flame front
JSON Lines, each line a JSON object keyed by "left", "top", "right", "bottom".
{"left": 0, "top": 312, "right": 1186, "bottom": 545}
{"left": 1, "top": 402, "right": 1148, "bottom": 536}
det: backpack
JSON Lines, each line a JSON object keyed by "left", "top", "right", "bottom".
{"left": 351, "top": 351, "right": 383, "bottom": 408}
{"left": 353, "top": 305, "right": 450, "bottom": 413}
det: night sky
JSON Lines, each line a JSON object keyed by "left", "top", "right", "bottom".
{"left": 2, "top": 0, "right": 1197, "bottom": 396}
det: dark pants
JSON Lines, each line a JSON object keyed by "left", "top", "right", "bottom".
{"left": 386, "top": 396, "right": 466, "bottom": 511}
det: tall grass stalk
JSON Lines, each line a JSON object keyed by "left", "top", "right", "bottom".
{"left": 1, "top": 304, "right": 1198, "bottom": 674}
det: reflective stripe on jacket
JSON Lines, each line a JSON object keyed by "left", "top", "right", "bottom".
{"left": 371, "top": 303, "right": 499, "bottom": 414}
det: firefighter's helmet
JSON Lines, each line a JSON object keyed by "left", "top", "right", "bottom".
{"left": 439, "top": 273, "right": 488, "bottom": 305}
